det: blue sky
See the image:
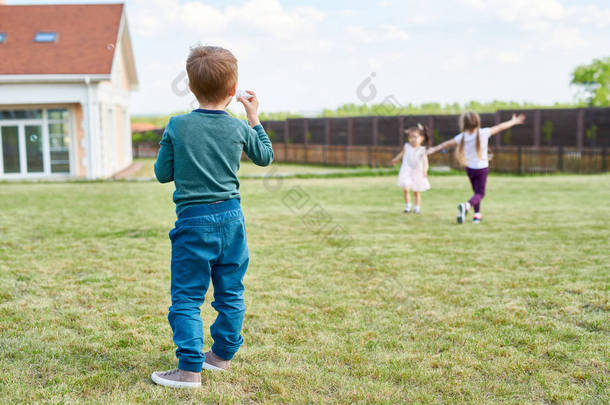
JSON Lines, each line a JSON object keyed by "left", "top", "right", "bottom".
{"left": 7, "top": 0, "right": 610, "bottom": 115}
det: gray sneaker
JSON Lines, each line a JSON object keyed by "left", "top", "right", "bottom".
{"left": 457, "top": 203, "right": 468, "bottom": 224}
{"left": 202, "top": 351, "right": 230, "bottom": 371}
{"left": 151, "top": 368, "right": 201, "bottom": 388}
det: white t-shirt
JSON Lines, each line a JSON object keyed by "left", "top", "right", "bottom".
{"left": 453, "top": 127, "right": 491, "bottom": 169}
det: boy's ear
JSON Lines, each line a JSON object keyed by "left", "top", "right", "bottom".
{"left": 228, "top": 82, "right": 237, "bottom": 97}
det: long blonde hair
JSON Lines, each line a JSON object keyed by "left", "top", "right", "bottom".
{"left": 456, "top": 111, "right": 482, "bottom": 167}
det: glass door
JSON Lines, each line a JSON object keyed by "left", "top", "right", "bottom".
{"left": 1, "top": 125, "right": 20, "bottom": 174}
{"left": 1, "top": 124, "right": 44, "bottom": 175}
{"left": 0, "top": 108, "right": 71, "bottom": 177}
{"left": 25, "top": 125, "right": 44, "bottom": 173}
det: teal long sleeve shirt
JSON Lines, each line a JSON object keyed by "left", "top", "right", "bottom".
{"left": 154, "top": 109, "right": 274, "bottom": 215}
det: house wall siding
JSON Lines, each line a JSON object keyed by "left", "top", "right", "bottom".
{"left": 72, "top": 103, "right": 87, "bottom": 177}
{"left": 115, "top": 104, "right": 132, "bottom": 170}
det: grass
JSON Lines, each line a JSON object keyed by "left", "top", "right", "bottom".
{"left": 0, "top": 173, "right": 608, "bottom": 403}
{"left": 131, "top": 158, "right": 396, "bottom": 180}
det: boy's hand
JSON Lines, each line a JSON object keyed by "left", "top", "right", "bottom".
{"left": 238, "top": 90, "right": 260, "bottom": 127}
{"left": 391, "top": 158, "right": 398, "bottom": 165}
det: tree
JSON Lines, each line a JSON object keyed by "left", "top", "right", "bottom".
{"left": 542, "top": 120, "right": 553, "bottom": 145}
{"left": 571, "top": 57, "right": 610, "bottom": 106}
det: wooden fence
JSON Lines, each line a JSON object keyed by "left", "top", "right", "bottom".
{"left": 272, "top": 144, "right": 609, "bottom": 174}
{"left": 132, "top": 107, "right": 610, "bottom": 174}
{"left": 134, "top": 142, "right": 609, "bottom": 174}
{"left": 261, "top": 108, "right": 610, "bottom": 149}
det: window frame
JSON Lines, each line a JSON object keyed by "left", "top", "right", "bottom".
{"left": 0, "top": 107, "right": 74, "bottom": 178}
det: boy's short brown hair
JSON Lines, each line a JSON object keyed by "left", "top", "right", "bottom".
{"left": 186, "top": 46, "right": 238, "bottom": 103}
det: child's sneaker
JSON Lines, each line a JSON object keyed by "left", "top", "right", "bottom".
{"left": 413, "top": 205, "right": 421, "bottom": 214}
{"left": 202, "top": 351, "right": 230, "bottom": 371}
{"left": 404, "top": 203, "right": 411, "bottom": 214}
{"left": 457, "top": 202, "right": 469, "bottom": 224}
{"left": 473, "top": 213, "right": 482, "bottom": 224}
{"left": 151, "top": 368, "right": 201, "bottom": 388}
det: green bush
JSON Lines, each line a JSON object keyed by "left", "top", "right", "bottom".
{"left": 132, "top": 130, "right": 163, "bottom": 144}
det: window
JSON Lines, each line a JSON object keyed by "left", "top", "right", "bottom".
{"left": 1, "top": 126, "right": 19, "bottom": 174}
{"left": 48, "top": 109, "right": 69, "bottom": 121}
{"left": 34, "top": 32, "right": 58, "bottom": 43}
{"left": 0, "top": 109, "right": 42, "bottom": 120}
{"left": 0, "top": 33, "right": 6, "bottom": 44}
{"left": 47, "top": 109, "right": 71, "bottom": 174}
{"left": 0, "top": 108, "right": 71, "bottom": 176}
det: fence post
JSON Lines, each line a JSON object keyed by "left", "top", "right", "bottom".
{"left": 398, "top": 116, "right": 405, "bottom": 146}
{"left": 371, "top": 117, "right": 378, "bottom": 167}
{"left": 602, "top": 147, "right": 607, "bottom": 172}
{"left": 427, "top": 116, "right": 434, "bottom": 148}
{"left": 324, "top": 119, "right": 330, "bottom": 165}
{"left": 303, "top": 120, "right": 308, "bottom": 164}
{"left": 518, "top": 145, "right": 523, "bottom": 174}
{"left": 284, "top": 121, "right": 289, "bottom": 163}
{"left": 346, "top": 118, "right": 353, "bottom": 166}
{"left": 576, "top": 109, "right": 584, "bottom": 151}
{"left": 495, "top": 111, "right": 502, "bottom": 147}
{"left": 558, "top": 146, "right": 563, "bottom": 172}
{"left": 347, "top": 118, "right": 353, "bottom": 146}
{"left": 533, "top": 110, "right": 541, "bottom": 147}
{"left": 372, "top": 117, "right": 378, "bottom": 146}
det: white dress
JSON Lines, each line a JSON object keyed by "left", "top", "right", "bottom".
{"left": 397, "top": 144, "right": 430, "bottom": 192}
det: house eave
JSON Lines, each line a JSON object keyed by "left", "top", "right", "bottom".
{"left": 110, "top": 10, "right": 139, "bottom": 91}
{"left": 0, "top": 74, "right": 112, "bottom": 84}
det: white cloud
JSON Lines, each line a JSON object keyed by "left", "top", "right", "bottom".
{"left": 442, "top": 46, "right": 527, "bottom": 72}
{"left": 496, "top": 51, "right": 524, "bottom": 65}
{"left": 458, "top": 0, "right": 566, "bottom": 34}
{"left": 546, "top": 27, "right": 589, "bottom": 50}
{"left": 382, "top": 25, "right": 410, "bottom": 41}
{"left": 441, "top": 53, "right": 468, "bottom": 72}
{"left": 346, "top": 24, "right": 409, "bottom": 43}
{"left": 377, "top": 1, "right": 393, "bottom": 8}
{"left": 122, "top": 0, "right": 609, "bottom": 114}
{"left": 227, "top": 0, "right": 326, "bottom": 38}
{"left": 180, "top": 2, "right": 231, "bottom": 34}
{"left": 458, "top": 0, "right": 566, "bottom": 29}
{"left": 475, "top": 47, "right": 525, "bottom": 65}
{"left": 568, "top": 4, "right": 610, "bottom": 28}
{"left": 132, "top": 0, "right": 326, "bottom": 41}
{"left": 457, "top": 0, "right": 601, "bottom": 50}
{"left": 458, "top": 0, "right": 610, "bottom": 31}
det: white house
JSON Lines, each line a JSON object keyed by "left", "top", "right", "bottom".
{"left": 0, "top": 2, "right": 138, "bottom": 179}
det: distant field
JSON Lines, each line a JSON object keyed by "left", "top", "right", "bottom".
{"left": 0, "top": 174, "right": 608, "bottom": 403}
{"left": 132, "top": 158, "right": 386, "bottom": 179}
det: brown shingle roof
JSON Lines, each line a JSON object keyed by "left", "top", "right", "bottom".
{"left": 131, "top": 122, "right": 161, "bottom": 132}
{"left": 0, "top": 3, "right": 124, "bottom": 75}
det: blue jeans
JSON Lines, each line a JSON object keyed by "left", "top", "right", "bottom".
{"left": 168, "top": 198, "right": 249, "bottom": 372}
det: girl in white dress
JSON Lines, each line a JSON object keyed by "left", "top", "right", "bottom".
{"left": 391, "top": 124, "right": 430, "bottom": 214}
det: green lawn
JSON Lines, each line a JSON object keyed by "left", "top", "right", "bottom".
{"left": 132, "top": 158, "right": 379, "bottom": 179}
{"left": 0, "top": 174, "right": 608, "bottom": 403}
